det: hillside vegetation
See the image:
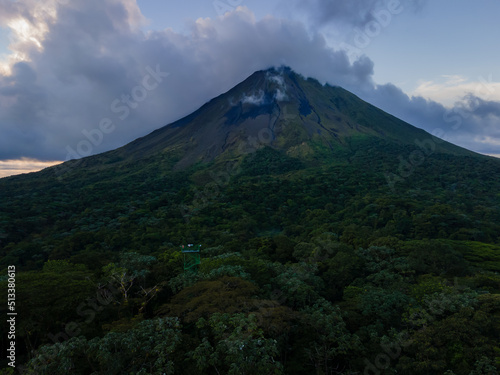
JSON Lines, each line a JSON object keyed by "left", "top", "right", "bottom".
{"left": 0, "top": 142, "right": 499, "bottom": 374}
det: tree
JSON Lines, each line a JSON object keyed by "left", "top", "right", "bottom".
{"left": 101, "top": 252, "right": 157, "bottom": 302}
{"left": 25, "top": 317, "right": 182, "bottom": 375}
{"left": 156, "top": 276, "right": 259, "bottom": 323}
{"left": 191, "top": 313, "right": 283, "bottom": 375}
{"left": 299, "top": 300, "right": 361, "bottom": 375}
{"left": 0, "top": 260, "right": 94, "bottom": 359}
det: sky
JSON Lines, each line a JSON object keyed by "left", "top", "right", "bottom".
{"left": 0, "top": 0, "right": 499, "bottom": 178}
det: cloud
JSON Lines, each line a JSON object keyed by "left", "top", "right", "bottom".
{"left": 274, "top": 89, "right": 288, "bottom": 102}
{"left": 0, "top": 158, "right": 61, "bottom": 178}
{"left": 267, "top": 72, "right": 285, "bottom": 86}
{"left": 238, "top": 71, "right": 290, "bottom": 105}
{"left": 0, "top": 2, "right": 376, "bottom": 163}
{"left": 294, "top": 0, "right": 427, "bottom": 28}
{"left": 0, "top": 0, "right": 498, "bottom": 168}
{"left": 412, "top": 75, "right": 500, "bottom": 106}
{"left": 290, "top": 0, "right": 429, "bottom": 62}
{"left": 356, "top": 83, "right": 500, "bottom": 156}
{"left": 241, "top": 90, "right": 266, "bottom": 105}
{"left": 266, "top": 70, "right": 289, "bottom": 101}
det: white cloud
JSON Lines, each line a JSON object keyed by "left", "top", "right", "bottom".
{"left": 268, "top": 74, "right": 285, "bottom": 86}
{"left": 0, "top": 158, "right": 62, "bottom": 178}
{"left": 241, "top": 90, "right": 266, "bottom": 105}
{"left": 0, "top": 2, "right": 376, "bottom": 163}
{"left": 274, "top": 89, "right": 288, "bottom": 101}
{"left": 412, "top": 75, "right": 500, "bottom": 107}
{"left": 267, "top": 70, "right": 289, "bottom": 101}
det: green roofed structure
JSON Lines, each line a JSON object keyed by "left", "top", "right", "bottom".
{"left": 181, "top": 244, "right": 201, "bottom": 273}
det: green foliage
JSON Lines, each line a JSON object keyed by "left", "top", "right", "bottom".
{"left": 191, "top": 313, "right": 283, "bottom": 375}
{"left": 156, "top": 276, "right": 259, "bottom": 323}
{"left": 410, "top": 274, "right": 448, "bottom": 302}
{"left": 238, "top": 147, "right": 304, "bottom": 177}
{"left": 398, "top": 304, "right": 499, "bottom": 375}
{"left": 468, "top": 356, "right": 499, "bottom": 375}
{"left": 25, "top": 317, "right": 181, "bottom": 375}
{"left": 299, "top": 300, "right": 361, "bottom": 374}
{"left": 405, "top": 287, "right": 479, "bottom": 329}
{"left": 199, "top": 252, "right": 246, "bottom": 275}
{"left": 359, "top": 287, "right": 414, "bottom": 330}
{"left": 270, "top": 262, "right": 323, "bottom": 308}
{"left": 356, "top": 246, "right": 413, "bottom": 287}
{"left": 454, "top": 241, "right": 500, "bottom": 272}
{"left": 0, "top": 260, "right": 95, "bottom": 356}
{"left": 403, "top": 240, "right": 470, "bottom": 276}
{"left": 101, "top": 252, "right": 157, "bottom": 302}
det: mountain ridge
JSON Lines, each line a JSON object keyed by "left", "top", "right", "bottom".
{"left": 39, "top": 66, "right": 479, "bottom": 179}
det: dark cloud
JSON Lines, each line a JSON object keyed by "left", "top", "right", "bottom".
{"left": 463, "top": 95, "right": 500, "bottom": 118}
{"left": 294, "top": 0, "right": 427, "bottom": 28}
{"left": 0, "top": 0, "right": 497, "bottom": 163}
{"left": 354, "top": 83, "right": 500, "bottom": 155}
{"left": 0, "top": 0, "right": 23, "bottom": 24}
{"left": 0, "top": 1, "right": 376, "bottom": 162}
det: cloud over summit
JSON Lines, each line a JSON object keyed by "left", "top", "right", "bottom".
{"left": 0, "top": 2, "right": 377, "bottom": 161}
{"left": 0, "top": 0, "right": 498, "bottom": 165}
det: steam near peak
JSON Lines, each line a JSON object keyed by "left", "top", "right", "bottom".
{"left": 266, "top": 70, "right": 289, "bottom": 102}
{"left": 241, "top": 90, "right": 266, "bottom": 105}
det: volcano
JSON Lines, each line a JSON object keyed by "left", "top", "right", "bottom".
{"left": 48, "top": 67, "right": 474, "bottom": 177}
